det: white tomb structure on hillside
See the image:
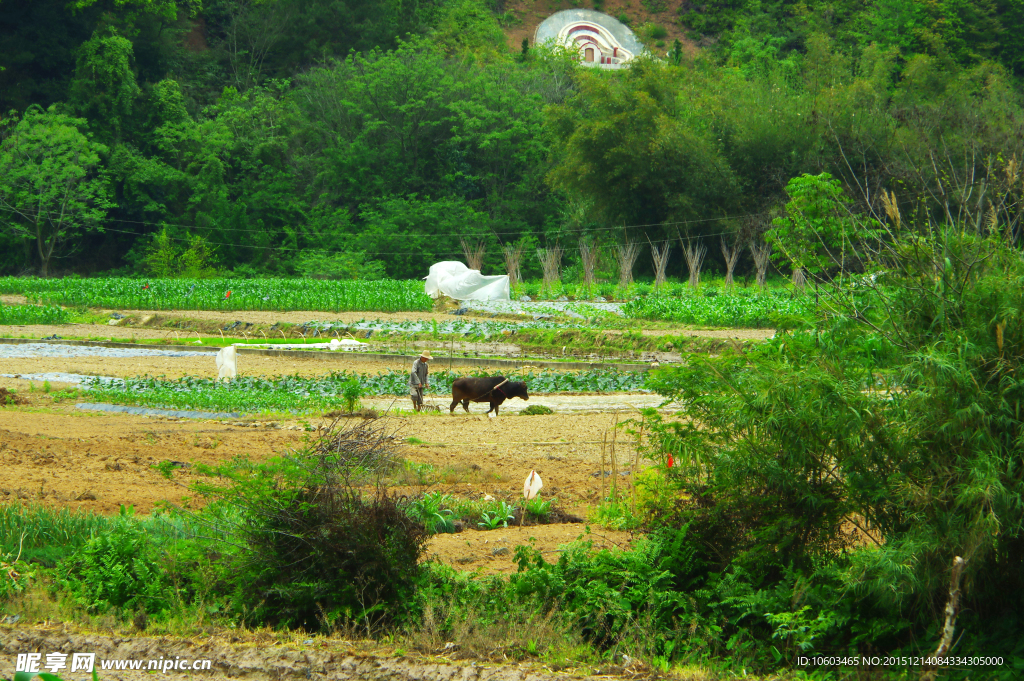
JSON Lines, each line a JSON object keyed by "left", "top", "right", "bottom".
{"left": 535, "top": 9, "right": 646, "bottom": 68}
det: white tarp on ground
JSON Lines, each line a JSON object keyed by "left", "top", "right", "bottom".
{"left": 232, "top": 339, "right": 368, "bottom": 351}
{"left": 424, "top": 261, "right": 510, "bottom": 301}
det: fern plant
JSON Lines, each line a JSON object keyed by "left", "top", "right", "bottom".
{"left": 57, "top": 507, "right": 169, "bottom": 615}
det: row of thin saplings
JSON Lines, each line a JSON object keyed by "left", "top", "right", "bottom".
{"left": 459, "top": 237, "right": 774, "bottom": 291}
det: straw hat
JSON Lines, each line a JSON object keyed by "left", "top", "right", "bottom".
{"left": 420, "top": 350, "right": 433, "bottom": 360}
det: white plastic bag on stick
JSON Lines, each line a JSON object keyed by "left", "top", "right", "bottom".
{"left": 523, "top": 470, "right": 543, "bottom": 500}
{"left": 216, "top": 346, "right": 237, "bottom": 381}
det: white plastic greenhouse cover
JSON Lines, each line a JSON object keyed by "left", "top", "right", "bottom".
{"left": 424, "top": 261, "right": 510, "bottom": 301}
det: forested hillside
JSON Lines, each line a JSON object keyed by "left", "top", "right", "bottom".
{"left": 1, "top": 0, "right": 1022, "bottom": 279}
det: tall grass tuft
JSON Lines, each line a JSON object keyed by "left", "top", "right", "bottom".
{"left": 0, "top": 503, "right": 111, "bottom": 564}
{"left": 0, "top": 503, "right": 203, "bottom": 565}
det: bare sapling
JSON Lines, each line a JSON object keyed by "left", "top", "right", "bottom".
{"left": 610, "top": 415, "right": 619, "bottom": 500}
{"left": 460, "top": 238, "right": 487, "bottom": 271}
{"left": 579, "top": 238, "right": 599, "bottom": 293}
{"left": 601, "top": 430, "right": 607, "bottom": 501}
{"left": 650, "top": 242, "right": 671, "bottom": 290}
{"left": 615, "top": 240, "right": 641, "bottom": 290}
{"left": 536, "top": 246, "right": 564, "bottom": 291}
{"left": 920, "top": 556, "right": 967, "bottom": 681}
{"left": 682, "top": 238, "right": 708, "bottom": 288}
{"left": 750, "top": 241, "right": 772, "bottom": 289}
{"left": 721, "top": 236, "right": 741, "bottom": 286}
{"left": 502, "top": 242, "right": 526, "bottom": 289}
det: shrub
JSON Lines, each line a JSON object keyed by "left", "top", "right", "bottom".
{"left": 520, "top": 404, "right": 553, "bottom": 415}
{"left": 232, "top": 486, "right": 425, "bottom": 630}
{"left": 341, "top": 378, "right": 362, "bottom": 412}
{"left": 645, "top": 23, "right": 668, "bottom": 40}
{"left": 510, "top": 537, "right": 691, "bottom": 655}
{"left": 195, "top": 417, "right": 426, "bottom": 631}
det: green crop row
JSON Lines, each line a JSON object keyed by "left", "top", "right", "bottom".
{"left": 0, "top": 303, "right": 71, "bottom": 325}
{"left": 512, "top": 277, "right": 788, "bottom": 301}
{"left": 622, "top": 289, "right": 816, "bottom": 328}
{"left": 82, "top": 368, "right": 648, "bottom": 413}
{"left": 0, "top": 277, "right": 432, "bottom": 313}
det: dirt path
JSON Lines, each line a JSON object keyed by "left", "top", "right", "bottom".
{"left": 0, "top": 626, "right": 609, "bottom": 681}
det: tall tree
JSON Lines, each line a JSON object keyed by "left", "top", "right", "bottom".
{"left": 68, "top": 28, "right": 141, "bottom": 142}
{"left": 0, "top": 106, "right": 114, "bottom": 276}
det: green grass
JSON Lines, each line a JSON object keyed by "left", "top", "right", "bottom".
{"left": 0, "top": 503, "right": 199, "bottom": 566}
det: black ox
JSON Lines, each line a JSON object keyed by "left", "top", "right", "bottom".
{"left": 450, "top": 376, "right": 529, "bottom": 416}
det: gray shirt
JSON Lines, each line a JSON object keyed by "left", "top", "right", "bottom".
{"left": 409, "top": 358, "right": 428, "bottom": 389}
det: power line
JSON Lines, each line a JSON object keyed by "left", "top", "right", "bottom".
{"left": 0, "top": 204, "right": 767, "bottom": 256}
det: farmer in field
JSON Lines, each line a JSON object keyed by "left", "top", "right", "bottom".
{"left": 409, "top": 350, "right": 432, "bottom": 411}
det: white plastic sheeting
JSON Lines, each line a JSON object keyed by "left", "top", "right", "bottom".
{"left": 424, "top": 261, "right": 510, "bottom": 301}
{"left": 232, "top": 339, "right": 368, "bottom": 351}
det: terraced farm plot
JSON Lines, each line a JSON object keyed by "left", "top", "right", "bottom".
{"left": 0, "top": 288, "right": 770, "bottom": 578}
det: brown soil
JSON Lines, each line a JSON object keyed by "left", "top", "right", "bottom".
{"left": 0, "top": 401, "right": 301, "bottom": 514}
{"left": 0, "top": 387, "right": 27, "bottom": 405}
{"left": 426, "top": 523, "right": 633, "bottom": 575}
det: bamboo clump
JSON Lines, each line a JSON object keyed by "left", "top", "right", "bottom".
{"left": 750, "top": 241, "right": 772, "bottom": 289}
{"left": 650, "top": 243, "right": 671, "bottom": 290}
{"left": 682, "top": 238, "right": 707, "bottom": 288}
{"left": 460, "top": 238, "right": 487, "bottom": 271}
{"left": 721, "top": 236, "right": 741, "bottom": 287}
{"left": 579, "top": 238, "right": 599, "bottom": 292}
{"left": 536, "top": 246, "right": 564, "bottom": 290}
{"left": 502, "top": 242, "right": 526, "bottom": 288}
{"left": 615, "top": 241, "right": 641, "bottom": 289}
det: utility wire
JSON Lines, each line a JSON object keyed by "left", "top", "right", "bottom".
{"left": 0, "top": 205, "right": 767, "bottom": 256}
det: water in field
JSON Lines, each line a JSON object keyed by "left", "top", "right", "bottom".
{"left": 0, "top": 342, "right": 211, "bottom": 359}
{"left": 1, "top": 372, "right": 122, "bottom": 385}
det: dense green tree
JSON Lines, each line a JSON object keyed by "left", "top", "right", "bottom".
{"left": 68, "top": 28, "right": 142, "bottom": 142}
{"left": 0, "top": 106, "right": 113, "bottom": 276}
{"left": 546, "top": 58, "right": 740, "bottom": 238}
